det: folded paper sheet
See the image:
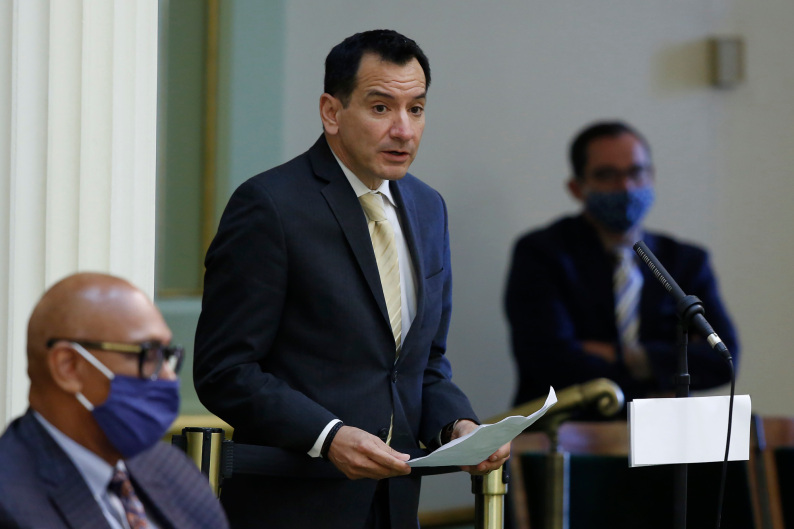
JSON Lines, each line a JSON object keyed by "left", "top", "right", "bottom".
{"left": 629, "top": 395, "right": 751, "bottom": 467}
{"left": 409, "top": 387, "right": 557, "bottom": 467}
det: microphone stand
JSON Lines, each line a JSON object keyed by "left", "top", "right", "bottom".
{"left": 673, "top": 290, "right": 720, "bottom": 529}
{"left": 674, "top": 323, "right": 689, "bottom": 529}
{"left": 635, "top": 240, "right": 734, "bottom": 529}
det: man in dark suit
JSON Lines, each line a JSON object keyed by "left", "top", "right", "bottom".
{"left": 0, "top": 272, "right": 229, "bottom": 529}
{"left": 505, "top": 121, "right": 739, "bottom": 410}
{"left": 194, "top": 29, "right": 509, "bottom": 528}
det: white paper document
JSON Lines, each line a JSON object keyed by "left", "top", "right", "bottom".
{"left": 629, "top": 394, "right": 751, "bottom": 467}
{"left": 408, "top": 387, "right": 557, "bottom": 467}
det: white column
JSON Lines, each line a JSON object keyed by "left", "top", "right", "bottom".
{"left": 0, "top": 7, "right": 9, "bottom": 425}
{"left": 0, "top": 0, "right": 158, "bottom": 427}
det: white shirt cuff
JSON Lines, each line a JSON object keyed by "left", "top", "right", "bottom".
{"left": 307, "top": 419, "right": 342, "bottom": 458}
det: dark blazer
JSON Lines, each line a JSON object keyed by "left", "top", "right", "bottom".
{"left": 505, "top": 215, "right": 739, "bottom": 408}
{"left": 194, "top": 136, "right": 477, "bottom": 528}
{"left": 0, "top": 410, "right": 228, "bottom": 529}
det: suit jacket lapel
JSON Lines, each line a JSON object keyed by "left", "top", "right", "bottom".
{"left": 127, "top": 454, "right": 177, "bottom": 528}
{"left": 572, "top": 215, "right": 615, "bottom": 311}
{"left": 390, "top": 179, "right": 424, "bottom": 359}
{"left": 49, "top": 479, "right": 112, "bottom": 529}
{"left": 309, "top": 136, "right": 391, "bottom": 326}
{"left": 20, "top": 412, "right": 112, "bottom": 529}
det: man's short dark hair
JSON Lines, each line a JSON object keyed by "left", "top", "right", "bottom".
{"left": 569, "top": 121, "right": 652, "bottom": 179}
{"left": 324, "top": 29, "right": 431, "bottom": 107}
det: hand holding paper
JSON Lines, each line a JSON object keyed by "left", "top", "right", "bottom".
{"left": 409, "top": 387, "right": 557, "bottom": 468}
{"left": 449, "top": 419, "right": 511, "bottom": 475}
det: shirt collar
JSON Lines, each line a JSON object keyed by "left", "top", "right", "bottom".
{"left": 33, "top": 410, "right": 120, "bottom": 500}
{"left": 329, "top": 143, "right": 398, "bottom": 209}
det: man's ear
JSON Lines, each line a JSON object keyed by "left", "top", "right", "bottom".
{"left": 319, "top": 93, "right": 341, "bottom": 135}
{"left": 567, "top": 177, "right": 585, "bottom": 202}
{"left": 48, "top": 344, "right": 83, "bottom": 394}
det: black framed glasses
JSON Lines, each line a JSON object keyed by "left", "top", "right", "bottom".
{"left": 589, "top": 164, "right": 653, "bottom": 184}
{"left": 46, "top": 338, "right": 185, "bottom": 381}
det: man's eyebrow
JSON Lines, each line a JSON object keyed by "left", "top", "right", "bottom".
{"left": 365, "top": 90, "right": 427, "bottom": 101}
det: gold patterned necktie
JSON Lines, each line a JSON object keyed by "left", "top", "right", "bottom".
{"left": 614, "top": 247, "right": 643, "bottom": 349}
{"left": 359, "top": 192, "right": 402, "bottom": 354}
{"left": 108, "top": 467, "right": 151, "bottom": 529}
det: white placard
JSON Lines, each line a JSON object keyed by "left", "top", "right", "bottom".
{"left": 629, "top": 395, "right": 751, "bottom": 467}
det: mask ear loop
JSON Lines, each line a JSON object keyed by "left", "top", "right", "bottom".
{"left": 70, "top": 341, "right": 116, "bottom": 411}
{"left": 76, "top": 392, "right": 96, "bottom": 411}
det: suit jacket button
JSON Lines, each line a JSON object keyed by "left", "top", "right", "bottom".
{"left": 391, "top": 370, "right": 398, "bottom": 383}
{"left": 377, "top": 428, "right": 389, "bottom": 441}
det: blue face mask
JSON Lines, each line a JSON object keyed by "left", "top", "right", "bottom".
{"left": 585, "top": 187, "right": 655, "bottom": 233}
{"left": 72, "top": 342, "right": 180, "bottom": 458}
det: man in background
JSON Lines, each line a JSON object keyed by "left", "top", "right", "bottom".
{"left": 504, "top": 120, "right": 739, "bottom": 411}
{"left": 194, "top": 29, "right": 509, "bottom": 528}
{"left": 0, "top": 272, "right": 228, "bottom": 528}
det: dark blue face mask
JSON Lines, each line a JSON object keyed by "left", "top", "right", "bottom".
{"left": 585, "top": 187, "right": 655, "bottom": 233}
{"left": 72, "top": 342, "right": 180, "bottom": 458}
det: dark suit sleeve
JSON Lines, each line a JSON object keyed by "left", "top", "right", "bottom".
{"left": 418, "top": 195, "right": 478, "bottom": 443}
{"left": 642, "top": 248, "right": 739, "bottom": 391}
{"left": 0, "top": 502, "right": 21, "bottom": 529}
{"left": 505, "top": 235, "right": 626, "bottom": 404}
{"left": 194, "top": 180, "right": 336, "bottom": 452}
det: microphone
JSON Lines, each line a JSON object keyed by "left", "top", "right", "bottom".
{"left": 633, "top": 241, "right": 731, "bottom": 362}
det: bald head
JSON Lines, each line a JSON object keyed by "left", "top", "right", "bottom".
{"left": 27, "top": 273, "right": 171, "bottom": 383}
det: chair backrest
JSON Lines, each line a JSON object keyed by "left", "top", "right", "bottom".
{"left": 509, "top": 421, "right": 756, "bottom": 529}
{"left": 757, "top": 416, "right": 794, "bottom": 529}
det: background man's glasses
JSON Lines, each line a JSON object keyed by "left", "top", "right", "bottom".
{"left": 589, "top": 164, "right": 653, "bottom": 183}
{"left": 46, "top": 338, "right": 184, "bottom": 381}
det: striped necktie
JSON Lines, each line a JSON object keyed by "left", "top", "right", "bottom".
{"left": 614, "top": 247, "right": 643, "bottom": 349}
{"left": 108, "top": 467, "right": 150, "bottom": 529}
{"left": 359, "top": 192, "right": 402, "bottom": 354}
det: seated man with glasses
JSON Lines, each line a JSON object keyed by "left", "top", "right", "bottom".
{"left": 0, "top": 272, "right": 228, "bottom": 528}
{"left": 504, "top": 120, "right": 739, "bottom": 412}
